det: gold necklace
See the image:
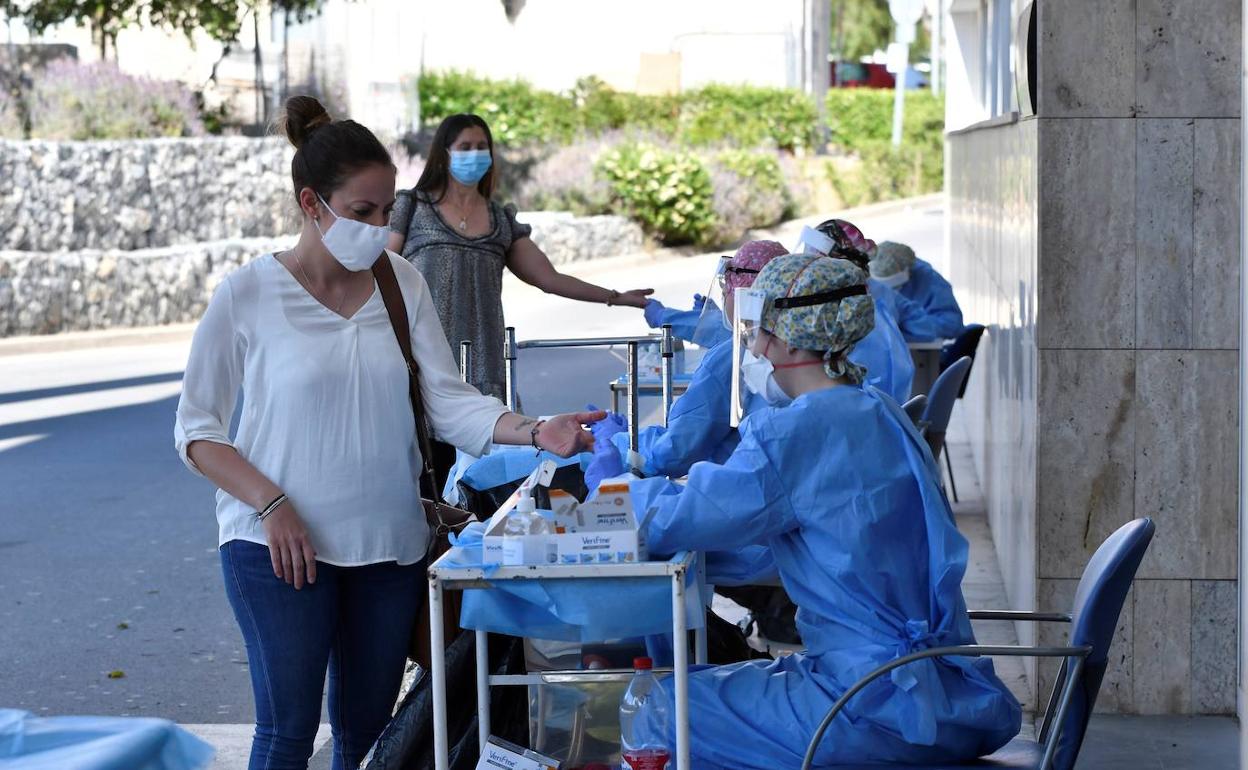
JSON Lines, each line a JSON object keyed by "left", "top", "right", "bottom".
{"left": 293, "top": 250, "right": 347, "bottom": 314}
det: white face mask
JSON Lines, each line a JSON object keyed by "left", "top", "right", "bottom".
{"left": 741, "top": 349, "right": 791, "bottom": 406}
{"left": 871, "top": 268, "right": 910, "bottom": 289}
{"left": 315, "top": 194, "right": 389, "bottom": 271}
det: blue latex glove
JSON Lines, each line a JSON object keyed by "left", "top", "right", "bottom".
{"left": 584, "top": 436, "right": 626, "bottom": 496}
{"left": 691, "top": 293, "right": 707, "bottom": 313}
{"left": 643, "top": 299, "right": 667, "bottom": 328}
{"left": 585, "top": 404, "right": 628, "bottom": 444}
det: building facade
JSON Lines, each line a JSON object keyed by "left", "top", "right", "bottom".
{"left": 945, "top": 0, "right": 1241, "bottom": 715}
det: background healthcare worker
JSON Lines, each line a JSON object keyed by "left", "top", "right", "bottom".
{"left": 588, "top": 240, "right": 789, "bottom": 489}
{"left": 871, "top": 240, "right": 965, "bottom": 339}
{"left": 625, "top": 253, "right": 1021, "bottom": 768}
{"left": 797, "top": 218, "right": 914, "bottom": 403}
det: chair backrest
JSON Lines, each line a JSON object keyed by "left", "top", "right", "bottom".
{"left": 921, "top": 356, "right": 971, "bottom": 437}
{"left": 939, "top": 324, "right": 985, "bottom": 398}
{"left": 1048, "top": 517, "right": 1155, "bottom": 770}
{"left": 901, "top": 394, "right": 928, "bottom": 425}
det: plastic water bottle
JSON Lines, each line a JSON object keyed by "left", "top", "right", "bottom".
{"left": 619, "top": 657, "right": 671, "bottom": 770}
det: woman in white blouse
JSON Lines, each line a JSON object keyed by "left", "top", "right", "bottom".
{"left": 174, "top": 96, "right": 598, "bottom": 770}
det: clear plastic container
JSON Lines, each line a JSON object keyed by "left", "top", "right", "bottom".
{"left": 619, "top": 657, "right": 671, "bottom": 770}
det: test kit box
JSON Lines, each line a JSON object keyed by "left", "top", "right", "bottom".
{"left": 482, "top": 481, "right": 647, "bottom": 567}
{"left": 474, "top": 735, "right": 561, "bottom": 770}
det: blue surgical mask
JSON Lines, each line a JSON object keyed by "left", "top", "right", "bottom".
{"left": 449, "top": 149, "right": 493, "bottom": 185}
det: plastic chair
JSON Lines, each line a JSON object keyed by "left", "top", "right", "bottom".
{"left": 901, "top": 394, "right": 928, "bottom": 427}
{"left": 802, "top": 517, "right": 1155, "bottom": 770}
{"left": 940, "top": 324, "right": 986, "bottom": 399}
{"left": 922, "top": 357, "right": 972, "bottom": 500}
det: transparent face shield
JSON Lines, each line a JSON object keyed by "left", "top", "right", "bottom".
{"left": 730, "top": 286, "right": 767, "bottom": 427}
{"left": 690, "top": 256, "right": 732, "bottom": 347}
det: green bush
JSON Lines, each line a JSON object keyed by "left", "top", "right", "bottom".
{"left": 826, "top": 139, "right": 942, "bottom": 207}
{"left": 824, "top": 88, "right": 945, "bottom": 153}
{"left": 415, "top": 70, "right": 819, "bottom": 151}
{"left": 415, "top": 70, "right": 581, "bottom": 145}
{"left": 596, "top": 143, "right": 716, "bottom": 246}
{"left": 823, "top": 90, "right": 944, "bottom": 206}
{"left": 679, "top": 85, "right": 817, "bottom": 151}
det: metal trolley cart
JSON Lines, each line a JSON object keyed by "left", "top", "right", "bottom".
{"left": 431, "top": 327, "right": 706, "bottom": 769}
{"left": 427, "top": 553, "right": 708, "bottom": 770}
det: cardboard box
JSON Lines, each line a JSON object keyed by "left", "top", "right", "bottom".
{"left": 474, "top": 735, "right": 561, "bottom": 770}
{"left": 483, "top": 481, "right": 647, "bottom": 567}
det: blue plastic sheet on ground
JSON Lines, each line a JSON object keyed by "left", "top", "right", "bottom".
{"left": 440, "top": 545, "right": 707, "bottom": 643}
{"left": 0, "top": 709, "right": 214, "bottom": 770}
{"left": 441, "top": 444, "right": 591, "bottom": 507}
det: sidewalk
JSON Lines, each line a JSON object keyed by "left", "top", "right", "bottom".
{"left": 945, "top": 411, "right": 1239, "bottom": 769}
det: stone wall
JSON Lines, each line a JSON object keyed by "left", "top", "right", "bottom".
{"left": 0, "top": 137, "right": 295, "bottom": 251}
{"left": 949, "top": 0, "right": 1241, "bottom": 715}
{"left": 0, "top": 215, "right": 644, "bottom": 337}
{"left": 0, "top": 136, "right": 646, "bottom": 337}
{"left": 0, "top": 238, "right": 293, "bottom": 337}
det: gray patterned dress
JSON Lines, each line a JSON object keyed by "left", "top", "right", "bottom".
{"left": 389, "top": 189, "right": 532, "bottom": 401}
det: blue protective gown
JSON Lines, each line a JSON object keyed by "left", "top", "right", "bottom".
{"left": 612, "top": 339, "right": 763, "bottom": 478}
{"left": 849, "top": 282, "right": 915, "bottom": 403}
{"left": 897, "top": 258, "right": 965, "bottom": 340}
{"left": 628, "top": 386, "right": 1021, "bottom": 769}
{"left": 650, "top": 300, "right": 732, "bottom": 349}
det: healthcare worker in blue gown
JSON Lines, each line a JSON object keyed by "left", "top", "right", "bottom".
{"left": 792, "top": 218, "right": 914, "bottom": 403}
{"left": 592, "top": 241, "right": 791, "bottom": 487}
{"left": 871, "top": 240, "right": 965, "bottom": 340}
{"left": 621, "top": 253, "right": 1022, "bottom": 768}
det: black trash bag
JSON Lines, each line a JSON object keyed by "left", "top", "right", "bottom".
{"left": 365, "top": 631, "right": 529, "bottom": 770}
{"left": 457, "top": 461, "right": 589, "bottom": 515}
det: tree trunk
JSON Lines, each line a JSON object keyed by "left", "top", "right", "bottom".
{"left": 281, "top": 9, "right": 290, "bottom": 104}
{"left": 252, "top": 9, "right": 267, "bottom": 125}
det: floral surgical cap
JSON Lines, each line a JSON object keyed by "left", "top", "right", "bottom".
{"left": 814, "top": 218, "right": 877, "bottom": 270}
{"left": 871, "top": 241, "right": 917, "bottom": 278}
{"left": 756, "top": 253, "right": 876, "bottom": 383}
{"left": 725, "top": 240, "right": 790, "bottom": 293}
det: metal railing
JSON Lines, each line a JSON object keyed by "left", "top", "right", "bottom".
{"left": 498, "top": 325, "right": 678, "bottom": 458}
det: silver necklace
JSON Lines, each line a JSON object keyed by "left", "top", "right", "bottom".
{"left": 294, "top": 250, "right": 347, "bottom": 314}
{"left": 445, "top": 195, "right": 476, "bottom": 231}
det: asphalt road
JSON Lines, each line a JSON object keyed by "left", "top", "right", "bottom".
{"left": 0, "top": 199, "right": 945, "bottom": 730}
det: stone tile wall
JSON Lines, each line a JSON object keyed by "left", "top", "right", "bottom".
{"left": 952, "top": 0, "right": 1240, "bottom": 715}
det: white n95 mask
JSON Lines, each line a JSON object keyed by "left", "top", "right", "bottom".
{"left": 741, "top": 349, "right": 791, "bottom": 406}
{"left": 315, "top": 194, "right": 389, "bottom": 271}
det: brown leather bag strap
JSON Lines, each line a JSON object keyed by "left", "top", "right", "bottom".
{"left": 371, "top": 253, "right": 439, "bottom": 491}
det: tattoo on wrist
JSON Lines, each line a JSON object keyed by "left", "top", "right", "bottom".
{"left": 514, "top": 417, "right": 538, "bottom": 433}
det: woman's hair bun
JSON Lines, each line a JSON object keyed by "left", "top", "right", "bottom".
{"left": 278, "top": 95, "right": 332, "bottom": 149}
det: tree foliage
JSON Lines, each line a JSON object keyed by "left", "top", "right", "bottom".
{"left": 832, "top": 0, "right": 931, "bottom": 62}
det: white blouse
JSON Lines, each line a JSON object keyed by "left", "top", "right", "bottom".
{"left": 174, "top": 252, "right": 509, "bottom": 566}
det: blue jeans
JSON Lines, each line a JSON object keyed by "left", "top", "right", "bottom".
{"left": 220, "top": 540, "right": 424, "bottom": 770}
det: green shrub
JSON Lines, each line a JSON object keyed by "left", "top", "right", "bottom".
{"left": 596, "top": 143, "right": 716, "bottom": 246}
{"left": 415, "top": 70, "right": 581, "bottom": 145}
{"left": 679, "top": 85, "right": 817, "bottom": 151}
{"left": 826, "top": 139, "right": 942, "bottom": 207}
{"left": 25, "top": 59, "right": 203, "bottom": 140}
{"left": 824, "top": 88, "right": 944, "bottom": 153}
{"left": 823, "top": 90, "right": 944, "bottom": 206}
{"left": 416, "top": 70, "right": 820, "bottom": 151}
